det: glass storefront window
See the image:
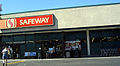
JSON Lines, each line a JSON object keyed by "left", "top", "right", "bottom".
{"left": 90, "top": 36, "right": 120, "bottom": 43}
{"left": 64, "top": 31, "right": 86, "bottom": 40}
{"left": 26, "top": 34, "right": 35, "bottom": 44}
{"left": 26, "top": 34, "right": 34, "bottom": 41}
{"left": 2, "top": 36, "right": 13, "bottom": 44}
{"left": 90, "top": 29, "right": 120, "bottom": 56}
{"left": 25, "top": 43, "right": 35, "bottom": 52}
{"left": 0, "top": 31, "right": 88, "bottom": 58}
{"left": 13, "top": 35, "right": 25, "bottom": 42}
{"left": 35, "top": 32, "right": 63, "bottom": 41}
{"left": 25, "top": 34, "right": 35, "bottom": 52}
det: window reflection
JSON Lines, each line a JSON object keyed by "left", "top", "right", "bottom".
{"left": 91, "top": 36, "right": 120, "bottom": 43}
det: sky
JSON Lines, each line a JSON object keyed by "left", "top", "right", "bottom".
{"left": 0, "top": 0, "right": 120, "bottom": 14}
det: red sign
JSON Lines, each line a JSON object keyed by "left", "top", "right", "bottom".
{"left": 5, "top": 14, "right": 54, "bottom": 29}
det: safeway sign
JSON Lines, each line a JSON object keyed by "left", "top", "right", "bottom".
{"left": 0, "top": 15, "right": 54, "bottom": 29}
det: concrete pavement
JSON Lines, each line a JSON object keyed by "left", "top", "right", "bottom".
{"left": 0, "top": 56, "right": 120, "bottom": 66}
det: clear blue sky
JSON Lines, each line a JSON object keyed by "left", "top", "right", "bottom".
{"left": 0, "top": 0, "right": 120, "bottom": 14}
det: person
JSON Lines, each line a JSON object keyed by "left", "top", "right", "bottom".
{"left": 8, "top": 46, "right": 13, "bottom": 58}
{"left": 70, "top": 48, "right": 74, "bottom": 58}
{"left": 76, "top": 40, "right": 82, "bottom": 58}
{"left": 78, "top": 44, "right": 82, "bottom": 57}
{"left": 1, "top": 46, "right": 9, "bottom": 66}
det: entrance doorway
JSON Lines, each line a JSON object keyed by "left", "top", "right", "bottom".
{"left": 6, "top": 44, "right": 21, "bottom": 59}
{"left": 37, "top": 40, "right": 64, "bottom": 59}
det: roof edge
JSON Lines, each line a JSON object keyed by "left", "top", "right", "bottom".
{"left": 1, "top": 2, "right": 120, "bottom": 15}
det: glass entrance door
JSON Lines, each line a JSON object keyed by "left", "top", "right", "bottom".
{"left": 40, "top": 40, "right": 64, "bottom": 59}
{"left": 7, "top": 44, "right": 21, "bottom": 59}
{"left": 41, "top": 41, "right": 55, "bottom": 58}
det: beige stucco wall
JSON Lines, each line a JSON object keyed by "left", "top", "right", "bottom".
{"left": 1, "top": 4, "right": 120, "bottom": 31}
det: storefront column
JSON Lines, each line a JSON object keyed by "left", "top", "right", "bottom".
{"left": 86, "top": 30, "right": 91, "bottom": 56}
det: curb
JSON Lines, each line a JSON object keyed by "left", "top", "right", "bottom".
{"left": 0, "top": 56, "right": 120, "bottom": 61}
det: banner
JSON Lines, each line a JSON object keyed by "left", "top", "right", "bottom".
{"left": 0, "top": 14, "right": 54, "bottom": 29}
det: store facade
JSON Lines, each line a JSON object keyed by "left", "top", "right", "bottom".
{"left": 0, "top": 3, "right": 120, "bottom": 59}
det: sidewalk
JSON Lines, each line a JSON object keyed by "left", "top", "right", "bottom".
{"left": 0, "top": 56, "right": 120, "bottom": 61}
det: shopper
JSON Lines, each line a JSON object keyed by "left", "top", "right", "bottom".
{"left": 75, "top": 39, "right": 82, "bottom": 57}
{"left": 8, "top": 46, "right": 13, "bottom": 58}
{"left": 1, "top": 46, "right": 9, "bottom": 66}
{"left": 78, "top": 44, "right": 82, "bottom": 57}
{"left": 70, "top": 48, "right": 74, "bottom": 58}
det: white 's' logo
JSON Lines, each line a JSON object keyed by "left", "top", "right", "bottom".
{"left": 6, "top": 19, "right": 17, "bottom": 28}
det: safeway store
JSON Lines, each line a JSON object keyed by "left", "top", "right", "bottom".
{"left": 0, "top": 3, "right": 120, "bottom": 59}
